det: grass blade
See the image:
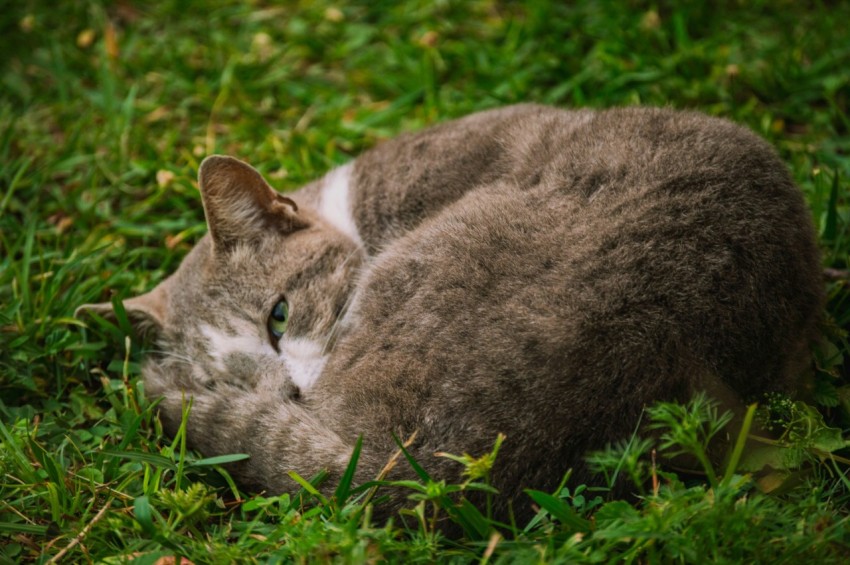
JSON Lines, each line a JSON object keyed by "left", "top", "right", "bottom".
{"left": 288, "top": 471, "right": 330, "bottom": 506}
{"left": 823, "top": 170, "right": 840, "bottom": 240}
{"left": 722, "top": 402, "right": 758, "bottom": 486}
{"left": 333, "top": 434, "right": 363, "bottom": 506}
{"left": 525, "top": 489, "right": 591, "bottom": 533}
{"left": 102, "top": 448, "right": 177, "bottom": 470}
{"left": 134, "top": 495, "right": 155, "bottom": 536}
{"left": 0, "top": 522, "right": 49, "bottom": 535}
{"left": 392, "top": 433, "right": 432, "bottom": 482}
{"left": 186, "top": 453, "right": 250, "bottom": 467}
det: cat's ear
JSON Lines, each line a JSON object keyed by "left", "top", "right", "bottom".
{"left": 198, "top": 155, "right": 309, "bottom": 251}
{"left": 74, "top": 285, "right": 169, "bottom": 337}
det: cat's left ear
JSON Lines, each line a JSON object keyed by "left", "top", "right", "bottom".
{"left": 75, "top": 284, "right": 169, "bottom": 337}
{"left": 198, "top": 155, "right": 309, "bottom": 251}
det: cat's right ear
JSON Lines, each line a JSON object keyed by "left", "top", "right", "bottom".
{"left": 198, "top": 155, "right": 309, "bottom": 252}
{"left": 74, "top": 284, "right": 168, "bottom": 337}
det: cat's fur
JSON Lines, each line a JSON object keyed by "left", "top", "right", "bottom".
{"left": 78, "top": 105, "right": 823, "bottom": 519}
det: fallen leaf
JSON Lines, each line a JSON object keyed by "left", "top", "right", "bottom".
{"left": 20, "top": 15, "right": 34, "bottom": 33}
{"left": 251, "top": 32, "right": 274, "bottom": 62}
{"left": 77, "top": 28, "right": 96, "bottom": 48}
{"left": 104, "top": 21, "right": 119, "bottom": 60}
{"left": 153, "top": 557, "right": 195, "bottom": 565}
{"left": 640, "top": 10, "right": 661, "bottom": 31}
{"left": 56, "top": 217, "right": 74, "bottom": 234}
{"left": 755, "top": 471, "right": 787, "bottom": 493}
{"left": 145, "top": 106, "right": 171, "bottom": 123}
{"left": 417, "top": 30, "right": 439, "bottom": 48}
{"left": 156, "top": 170, "right": 175, "bottom": 188}
{"left": 165, "top": 233, "right": 185, "bottom": 250}
{"left": 325, "top": 7, "right": 344, "bottom": 22}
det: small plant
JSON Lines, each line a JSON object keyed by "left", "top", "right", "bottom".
{"left": 538, "top": 394, "right": 850, "bottom": 561}
{"left": 156, "top": 483, "right": 216, "bottom": 534}
{"left": 645, "top": 393, "right": 734, "bottom": 487}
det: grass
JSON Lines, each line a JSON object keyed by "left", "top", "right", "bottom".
{"left": 2, "top": 0, "right": 850, "bottom": 562}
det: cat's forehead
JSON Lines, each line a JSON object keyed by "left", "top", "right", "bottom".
{"left": 212, "top": 231, "right": 326, "bottom": 284}
{"left": 163, "top": 236, "right": 276, "bottom": 315}
{"left": 175, "top": 232, "right": 302, "bottom": 282}
{"left": 165, "top": 226, "right": 355, "bottom": 316}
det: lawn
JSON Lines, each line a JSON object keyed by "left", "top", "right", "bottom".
{"left": 2, "top": 0, "right": 850, "bottom": 562}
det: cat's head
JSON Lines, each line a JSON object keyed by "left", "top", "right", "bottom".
{"left": 77, "top": 156, "right": 363, "bottom": 404}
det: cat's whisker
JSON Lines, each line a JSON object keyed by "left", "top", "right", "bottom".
{"left": 147, "top": 350, "right": 198, "bottom": 367}
{"left": 320, "top": 246, "right": 368, "bottom": 356}
{"left": 340, "top": 244, "right": 364, "bottom": 269}
{"left": 322, "top": 284, "right": 358, "bottom": 356}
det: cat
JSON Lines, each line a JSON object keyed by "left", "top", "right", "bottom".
{"left": 77, "top": 104, "right": 823, "bottom": 520}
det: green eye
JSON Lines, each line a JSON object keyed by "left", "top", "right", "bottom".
{"left": 268, "top": 299, "right": 289, "bottom": 340}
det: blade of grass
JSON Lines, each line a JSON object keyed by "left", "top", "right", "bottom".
{"left": 333, "top": 434, "right": 362, "bottom": 507}
{"left": 823, "top": 170, "right": 839, "bottom": 240}
{"left": 287, "top": 471, "right": 330, "bottom": 506}
{"left": 525, "top": 489, "right": 591, "bottom": 533}
{"left": 721, "top": 402, "right": 758, "bottom": 486}
{"left": 392, "top": 432, "right": 432, "bottom": 482}
{"left": 0, "top": 156, "right": 32, "bottom": 214}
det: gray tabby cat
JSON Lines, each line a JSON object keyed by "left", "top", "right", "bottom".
{"left": 78, "top": 104, "right": 823, "bottom": 518}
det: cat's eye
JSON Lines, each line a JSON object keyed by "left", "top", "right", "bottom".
{"left": 268, "top": 299, "right": 289, "bottom": 341}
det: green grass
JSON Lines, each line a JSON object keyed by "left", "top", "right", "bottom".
{"left": 2, "top": 0, "right": 850, "bottom": 562}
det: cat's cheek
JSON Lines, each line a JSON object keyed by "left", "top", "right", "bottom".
{"left": 139, "top": 361, "right": 207, "bottom": 423}
{"left": 155, "top": 394, "right": 186, "bottom": 437}
{"left": 141, "top": 369, "right": 245, "bottom": 440}
{"left": 139, "top": 362, "right": 174, "bottom": 399}
{"left": 159, "top": 386, "right": 240, "bottom": 450}
{"left": 254, "top": 358, "right": 303, "bottom": 400}
{"left": 200, "top": 323, "right": 276, "bottom": 371}
{"left": 139, "top": 370, "right": 190, "bottom": 436}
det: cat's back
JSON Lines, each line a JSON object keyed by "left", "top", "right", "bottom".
{"left": 350, "top": 105, "right": 813, "bottom": 251}
{"left": 319, "top": 106, "right": 822, "bottom": 496}
{"left": 493, "top": 106, "right": 801, "bottom": 199}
